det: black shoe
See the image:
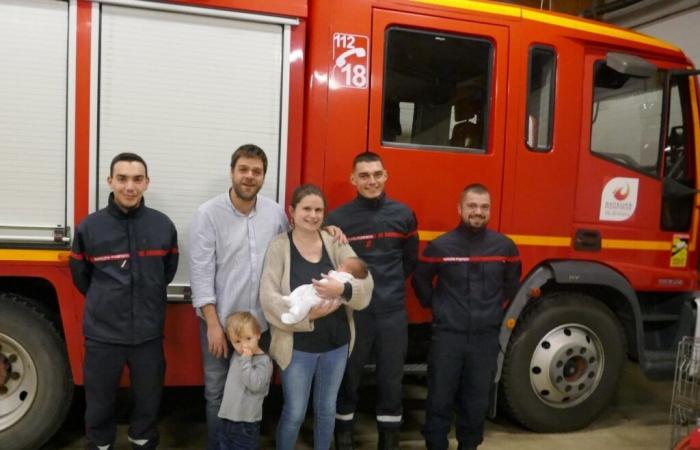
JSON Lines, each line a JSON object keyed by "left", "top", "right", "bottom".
{"left": 457, "top": 444, "right": 477, "bottom": 450}
{"left": 377, "top": 430, "right": 400, "bottom": 450}
{"left": 335, "top": 430, "right": 354, "bottom": 450}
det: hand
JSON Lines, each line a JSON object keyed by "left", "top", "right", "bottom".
{"left": 308, "top": 299, "right": 342, "bottom": 320}
{"left": 312, "top": 276, "right": 344, "bottom": 300}
{"left": 240, "top": 346, "right": 253, "bottom": 357}
{"left": 207, "top": 323, "right": 229, "bottom": 359}
{"left": 323, "top": 225, "right": 348, "bottom": 245}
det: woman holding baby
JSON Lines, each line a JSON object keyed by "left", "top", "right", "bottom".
{"left": 260, "top": 184, "right": 374, "bottom": 450}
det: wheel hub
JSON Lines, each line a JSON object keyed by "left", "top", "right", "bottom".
{"left": 0, "top": 333, "right": 38, "bottom": 431}
{"left": 529, "top": 324, "right": 604, "bottom": 408}
{"left": 0, "top": 353, "right": 10, "bottom": 390}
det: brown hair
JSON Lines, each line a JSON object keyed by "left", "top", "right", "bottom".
{"left": 230, "top": 144, "right": 268, "bottom": 174}
{"left": 225, "top": 311, "right": 261, "bottom": 341}
{"left": 352, "top": 151, "right": 384, "bottom": 170}
{"left": 290, "top": 184, "right": 326, "bottom": 210}
{"left": 460, "top": 183, "right": 490, "bottom": 202}
{"left": 341, "top": 257, "right": 369, "bottom": 279}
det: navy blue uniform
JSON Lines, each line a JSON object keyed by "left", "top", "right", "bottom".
{"left": 412, "top": 223, "right": 520, "bottom": 449}
{"left": 326, "top": 193, "right": 418, "bottom": 432}
{"left": 70, "top": 194, "right": 178, "bottom": 449}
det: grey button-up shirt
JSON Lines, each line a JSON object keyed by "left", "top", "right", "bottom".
{"left": 189, "top": 191, "right": 289, "bottom": 331}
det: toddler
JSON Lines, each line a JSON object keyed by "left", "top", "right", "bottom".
{"left": 217, "top": 312, "right": 273, "bottom": 450}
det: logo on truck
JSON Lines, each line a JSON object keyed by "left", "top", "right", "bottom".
{"left": 599, "top": 177, "right": 639, "bottom": 221}
{"left": 332, "top": 33, "right": 369, "bottom": 89}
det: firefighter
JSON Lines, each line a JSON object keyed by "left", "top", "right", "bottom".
{"left": 70, "top": 153, "right": 179, "bottom": 450}
{"left": 328, "top": 151, "right": 419, "bottom": 450}
{"left": 412, "top": 183, "right": 521, "bottom": 450}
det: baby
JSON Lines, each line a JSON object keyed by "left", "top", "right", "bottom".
{"left": 281, "top": 256, "right": 369, "bottom": 324}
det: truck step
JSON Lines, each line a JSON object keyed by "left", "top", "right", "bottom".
{"left": 640, "top": 350, "right": 676, "bottom": 380}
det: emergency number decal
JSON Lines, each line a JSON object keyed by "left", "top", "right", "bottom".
{"left": 599, "top": 177, "right": 639, "bottom": 222}
{"left": 332, "top": 33, "right": 369, "bottom": 89}
{"left": 671, "top": 234, "right": 689, "bottom": 268}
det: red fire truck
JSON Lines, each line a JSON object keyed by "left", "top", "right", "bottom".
{"left": 1, "top": 0, "right": 698, "bottom": 447}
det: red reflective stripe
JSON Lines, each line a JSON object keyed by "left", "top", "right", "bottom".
{"left": 347, "top": 230, "right": 417, "bottom": 242}
{"left": 85, "top": 248, "right": 177, "bottom": 262}
{"left": 70, "top": 252, "right": 84, "bottom": 260}
{"left": 419, "top": 255, "right": 521, "bottom": 263}
{"left": 89, "top": 253, "right": 130, "bottom": 262}
{"left": 138, "top": 248, "right": 177, "bottom": 257}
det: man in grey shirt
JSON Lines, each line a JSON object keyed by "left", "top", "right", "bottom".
{"left": 190, "top": 144, "right": 288, "bottom": 449}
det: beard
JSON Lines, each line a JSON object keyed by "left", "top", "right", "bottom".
{"left": 465, "top": 215, "right": 487, "bottom": 232}
{"left": 232, "top": 182, "right": 262, "bottom": 201}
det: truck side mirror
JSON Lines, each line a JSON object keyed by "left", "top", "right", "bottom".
{"left": 605, "top": 52, "right": 657, "bottom": 78}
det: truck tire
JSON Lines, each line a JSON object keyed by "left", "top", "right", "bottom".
{"left": 0, "top": 293, "right": 74, "bottom": 450}
{"left": 499, "top": 292, "right": 625, "bottom": 432}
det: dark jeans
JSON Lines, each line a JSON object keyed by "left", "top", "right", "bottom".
{"left": 83, "top": 338, "right": 165, "bottom": 449}
{"left": 336, "top": 309, "right": 407, "bottom": 432}
{"left": 422, "top": 330, "right": 500, "bottom": 450}
{"left": 218, "top": 419, "right": 261, "bottom": 450}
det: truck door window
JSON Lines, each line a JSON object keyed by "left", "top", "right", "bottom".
{"left": 661, "top": 78, "right": 695, "bottom": 231}
{"left": 526, "top": 46, "right": 556, "bottom": 151}
{"left": 590, "top": 61, "right": 664, "bottom": 175}
{"left": 382, "top": 27, "right": 493, "bottom": 153}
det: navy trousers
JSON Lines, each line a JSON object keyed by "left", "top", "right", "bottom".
{"left": 83, "top": 338, "right": 165, "bottom": 449}
{"left": 336, "top": 309, "right": 408, "bottom": 432}
{"left": 422, "top": 330, "right": 500, "bottom": 450}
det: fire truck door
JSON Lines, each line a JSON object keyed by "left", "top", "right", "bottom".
{"left": 0, "top": 0, "right": 70, "bottom": 247}
{"left": 575, "top": 50, "right": 697, "bottom": 288}
{"left": 367, "top": 9, "right": 509, "bottom": 233}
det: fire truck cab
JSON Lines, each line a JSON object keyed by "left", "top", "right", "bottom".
{"left": 1, "top": 0, "right": 698, "bottom": 447}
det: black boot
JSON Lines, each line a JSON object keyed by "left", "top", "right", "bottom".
{"left": 335, "top": 430, "right": 354, "bottom": 450}
{"left": 377, "top": 429, "right": 400, "bottom": 450}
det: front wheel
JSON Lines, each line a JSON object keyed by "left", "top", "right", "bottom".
{"left": 499, "top": 292, "right": 626, "bottom": 432}
{"left": 0, "top": 293, "right": 74, "bottom": 450}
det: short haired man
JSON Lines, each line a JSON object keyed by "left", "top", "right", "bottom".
{"left": 70, "top": 153, "right": 179, "bottom": 450}
{"left": 412, "top": 184, "right": 521, "bottom": 450}
{"left": 189, "top": 144, "right": 290, "bottom": 450}
{"left": 327, "top": 152, "right": 419, "bottom": 450}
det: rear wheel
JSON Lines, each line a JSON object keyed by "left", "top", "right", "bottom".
{"left": 500, "top": 292, "right": 625, "bottom": 432}
{"left": 0, "top": 293, "right": 73, "bottom": 450}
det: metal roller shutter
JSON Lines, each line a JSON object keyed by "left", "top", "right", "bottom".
{"left": 97, "top": 4, "right": 287, "bottom": 288}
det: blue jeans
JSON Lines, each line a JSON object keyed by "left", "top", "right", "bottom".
{"left": 200, "top": 319, "right": 231, "bottom": 450}
{"left": 218, "top": 419, "right": 260, "bottom": 450}
{"left": 277, "top": 344, "right": 349, "bottom": 450}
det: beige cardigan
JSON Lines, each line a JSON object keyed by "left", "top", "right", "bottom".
{"left": 260, "top": 230, "right": 374, "bottom": 369}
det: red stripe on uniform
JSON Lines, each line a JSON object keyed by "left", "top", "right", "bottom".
{"left": 89, "top": 253, "right": 130, "bottom": 262}
{"left": 138, "top": 248, "right": 177, "bottom": 257}
{"left": 85, "top": 248, "right": 177, "bottom": 262}
{"left": 70, "top": 252, "right": 85, "bottom": 260}
{"left": 347, "top": 230, "right": 418, "bottom": 242}
{"left": 419, "top": 255, "right": 521, "bottom": 263}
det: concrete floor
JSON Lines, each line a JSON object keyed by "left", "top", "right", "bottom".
{"left": 43, "top": 362, "right": 675, "bottom": 449}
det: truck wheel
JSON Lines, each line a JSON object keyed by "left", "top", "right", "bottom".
{"left": 500, "top": 292, "right": 625, "bottom": 432}
{"left": 0, "top": 293, "right": 74, "bottom": 450}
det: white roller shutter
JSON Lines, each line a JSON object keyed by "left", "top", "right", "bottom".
{"left": 97, "top": 4, "right": 286, "bottom": 289}
{"left": 0, "top": 0, "right": 68, "bottom": 244}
